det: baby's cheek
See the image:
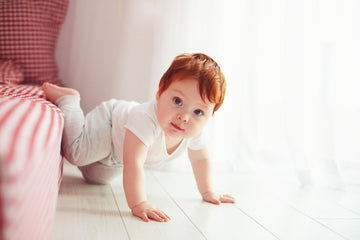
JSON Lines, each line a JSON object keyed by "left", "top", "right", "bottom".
{"left": 196, "top": 119, "right": 209, "bottom": 132}
{"left": 186, "top": 124, "right": 202, "bottom": 138}
{"left": 158, "top": 107, "right": 170, "bottom": 122}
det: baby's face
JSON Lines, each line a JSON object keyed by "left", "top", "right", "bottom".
{"left": 156, "top": 78, "right": 214, "bottom": 141}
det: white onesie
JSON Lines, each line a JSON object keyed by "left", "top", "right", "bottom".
{"left": 57, "top": 96, "right": 206, "bottom": 183}
{"left": 111, "top": 100, "right": 206, "bottom": 168}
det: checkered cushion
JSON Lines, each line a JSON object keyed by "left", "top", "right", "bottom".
{"left": 0, "top": 0, "right": 68, "bottom": 85}
{"left": 0, "top": 60, "right": 24, "bottom": 84}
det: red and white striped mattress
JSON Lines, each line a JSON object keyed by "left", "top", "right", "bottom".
{"left": 0, "top": 84, "right": 64, "bottom": 240}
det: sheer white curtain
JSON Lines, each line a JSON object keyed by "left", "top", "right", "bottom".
{"left": 224, "top": 0, "right": 360, "bottom": 187}
{"left": 57, "top": 0, "right": 360, "bottom": 187}
{"left": 150, "top": 0, "right": 360, "bottom": 186}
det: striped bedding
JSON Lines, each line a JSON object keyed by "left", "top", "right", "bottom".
{"left": 0, "top": 84, "right": 64, "bottom": 240}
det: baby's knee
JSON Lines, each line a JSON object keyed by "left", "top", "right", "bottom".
{"left": 78, "top": 162, "right": 122, "bottom": 185}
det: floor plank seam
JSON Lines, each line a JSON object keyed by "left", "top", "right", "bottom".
{"left": 262, "top": 186, "right": 358, "bottom": 239}
{"left": 273, "top": 196, "right": 350, "bottom": 240}
{"left": 53, "top": 165, "right": 360, "bottom": 240}
{"left": 317, "top": 195, "right": 360, "bottom": 217}
{"left": 150, "top": 171, "right": 208, "bottom": 240}
{"left": 233, "top": 205, "right": 281, "bottom": 240}
{"left": 110, "top": 185, "right": 131, "bottom": 240}
{"left": 327, "top": 204, "right": 360, "bottom": 217}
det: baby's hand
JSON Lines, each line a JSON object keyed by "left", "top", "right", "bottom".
{"left": 202, "top": 191, "right": 236, "bottom": 205}
{"left": 131, "top": 201, "right": 171, "bottom": 222}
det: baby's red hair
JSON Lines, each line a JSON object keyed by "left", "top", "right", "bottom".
{"left": 158, "top": 53, "right": 226, "bottom": 114}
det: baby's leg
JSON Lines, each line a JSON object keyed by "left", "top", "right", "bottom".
{"left": 43, "top": 83, "right": 116, "bottom": 167}
{"left": 59, "top": 98, "right": 118, "bottom": 167}
{"left": 78, "top": 162, "right": 123, "bottom": 185}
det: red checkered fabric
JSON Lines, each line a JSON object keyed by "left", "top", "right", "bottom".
{"left": 0, "top": 0, "right": 68, "bottom": 85}
{"left": 0, "top": 60, "right": 24, "bottom": 84}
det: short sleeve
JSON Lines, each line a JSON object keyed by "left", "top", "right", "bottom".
{"left": 188, "top": 131, "right": 207, "bottom": 150}
{"left": 124, "top": 107, "right": 160, "bottom": 148}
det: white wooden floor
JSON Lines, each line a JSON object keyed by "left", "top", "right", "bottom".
{"left": 50, "top": 162, "right": 360, "bottom": 240}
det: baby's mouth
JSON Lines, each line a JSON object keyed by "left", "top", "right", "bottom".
{"left": 171, "top": 123, "right": 184, "bottom": 131}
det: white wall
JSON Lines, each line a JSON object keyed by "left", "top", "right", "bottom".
{"left": 55, "top": 0, "right": 160, "bottom": 113}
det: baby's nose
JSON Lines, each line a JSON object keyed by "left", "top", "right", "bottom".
{"left": 177, "top": 113, "right": 189, "bottom": 122}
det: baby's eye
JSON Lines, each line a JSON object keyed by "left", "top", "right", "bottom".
{"left": 194, "top": 109, "right": 204, "bottom": 116}
{"left": 173, "top": 97, "right": 183, "bottom": 106}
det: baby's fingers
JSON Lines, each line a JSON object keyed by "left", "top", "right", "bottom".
{"left": 210, "top": 198, "right": 221, "bottom": 205}
{"left": 157, "top": 210, "right": 171, "bottom": 221}
{"left": 140, "top": 212, "right": 150, "bottom": 222}
{"left": 149, "top": 210, "right": 170, "bottom": 222}
{"left": 220, "top": 194, "right": 236, "bottom": 203}
{"left": 136, "top": 211, "right": 161, "bottom": 222}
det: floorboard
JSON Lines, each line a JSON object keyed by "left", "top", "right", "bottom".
{"left": 151, "top": 171, "right": 279, "bottom": 240}
{"left": 50, "top": 163, "right": 360, "bottom": 240}
{"left": 110, "top": 171, "right": 206, "bottom": 240}
{"left": 50, "top": 163, "right": 128, "bottom": 240}
{"left": 215, "top": 174, "right": 348, "bottom": 240}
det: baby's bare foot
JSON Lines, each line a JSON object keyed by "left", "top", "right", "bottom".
{"left": 42, "top": 82, "right": 79, "bottom": 103}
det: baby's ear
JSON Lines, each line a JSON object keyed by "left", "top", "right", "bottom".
{"left": 156, "top": 91, "right": 160, "bottom": 100}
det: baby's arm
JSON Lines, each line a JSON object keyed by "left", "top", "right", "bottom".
{"left": 188, "top": 148, "right": 236, "bottom": 205}
{"left": 123, "top": 129, "right": 170, "bottom": 222}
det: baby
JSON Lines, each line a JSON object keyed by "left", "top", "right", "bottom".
{"left": 43, "top": 53, "right": 235, "bottom": 222}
